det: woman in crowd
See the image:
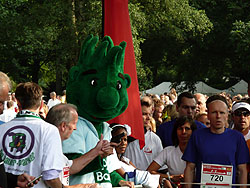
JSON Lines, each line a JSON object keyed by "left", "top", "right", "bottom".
{"left": 110, "top": 123, "right": 160, "bottom": 188}
{"left": 147, "top": 116, "right": 197, "bottom": 187}
{"left": 161, "top": 104, "right": 178, "bottom": 123}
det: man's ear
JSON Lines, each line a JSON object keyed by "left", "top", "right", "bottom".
{"left": 124, "top": 74, "right": 131, "bottom": 89}
{"left": 59, "top": 122, "right": 67, "bottom": 132}
{"left": 17, "top": 100, "right": 22, "bottom": 111}
{"left": 39, "top": 100, "right": 43, "bottom": 111}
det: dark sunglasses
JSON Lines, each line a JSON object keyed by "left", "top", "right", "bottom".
{"left": 234, "top": 111, "right": 250, "bottom": 117}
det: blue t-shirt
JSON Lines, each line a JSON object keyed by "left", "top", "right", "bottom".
{"left": 182, "top": 128, "right": 250, "bottom": 186}
{"left": 156, "top": 119, "right": 206, "bottom": 148}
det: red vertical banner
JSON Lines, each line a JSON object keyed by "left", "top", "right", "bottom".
{"left": 104, "top": 0, "right": 145, "bottom": 148}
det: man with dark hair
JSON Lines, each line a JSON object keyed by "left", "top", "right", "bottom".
{"left": 157, "top": 92, "right": 206, "bottom": 148}
{"left": 0, "top": 72, "right": 38, "bottom": 188}
{"left": 0, "top": 82, "right": 65, "bottom": 188}
{"left": 124, "top": 99, "right": 163, "bottom": 170}
{"left": 182, "top": 95, "right": 249, "bottom": 188}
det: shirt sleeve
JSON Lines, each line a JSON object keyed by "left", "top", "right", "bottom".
{"left": 182, "top": 133, "right": 197, "bottom": 163}
{"left": 42, "top": 169, "right": 60, "bottom": 180}
{"left": 236, "top": 134, "right": 250, "bottom": 165}
{"left": 154, "top": 147, "right": 168, "bottom": 167}
{"left": 42, "top": 126, "right": 64, "bottom": 172}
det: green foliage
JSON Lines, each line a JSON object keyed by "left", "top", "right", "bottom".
{"left": 128, "top": 2, "right": 152, "bottom": 90}
{"left": 137, "top": 0, "right": 213, "bottom": 89}
{"left": 230, "top": 21, "right": 250, "bottom": 82}
{"left": 187, "top": 0, "right": 250, "bottom": 89}
{"left": 0, "top": 0, "right": 78, "bottom": 93}
{"left": 1, "top": 0, "right": 249, "bottom": 93}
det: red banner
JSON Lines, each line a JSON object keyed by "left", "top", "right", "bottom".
{"left": 104, "top": 0, "right": 145, "bottom": 148}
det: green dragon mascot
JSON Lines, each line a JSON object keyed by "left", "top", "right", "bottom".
{"left": 62, "top": 35, "right": 131, "bottom": 187}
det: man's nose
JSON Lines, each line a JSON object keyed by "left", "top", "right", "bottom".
{"left": 188, "top": 107, "right": 193, "bottom": 113}
{"left": 216, "top": 112, "right": 221, "bottom": 117}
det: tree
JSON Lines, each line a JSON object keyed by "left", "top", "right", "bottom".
{"left": 230, "top": 21, "right": 250, "bottom": 82}
{"left": 0, "top": 0, "right": 78, "bottom": 94}
{"left": 185, "top": 0, "right": 250, "bottom": 90}
{"left": 135, "top": 0, "right": 213, "bottom": 91}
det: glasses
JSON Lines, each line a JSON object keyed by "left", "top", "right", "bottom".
{"left": 234, "top": 111, "right": 250, "bottom": 117}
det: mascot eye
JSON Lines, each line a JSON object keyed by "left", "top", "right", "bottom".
{"left": 90, "top": 79, "right": 97, "bottom": 86}
{"left": 116, "top": 81, "right": 122, "bottom": 90}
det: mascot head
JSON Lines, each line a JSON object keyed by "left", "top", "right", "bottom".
{"left": 67, "top": 35, "right": 131, "bottom": 123}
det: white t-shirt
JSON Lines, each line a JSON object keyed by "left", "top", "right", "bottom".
{"left": 60, "top": 155, "right": 73, "bottom": 186}
{"left": 244, "top": 131, "right": 250, "bottom": 141}
{"left": 0, "top": 114, "right": 64, "bottom": 188}
{"left": 124, "top": 130, "right": 163, "bottom": 170}
{"left": 119, "top": 156, "right": 160, "bottom": 188}
{"left": 47, "top": 99, "right": 61, "bottom": 109}
{"left": 0, "top": 109, "right": 16, "bottom": 122}
{"left": 120, "top": 156, "right": 135, "bottom": 172}
{"left": 154, "top": 146, "right": 185, "bottom": 175}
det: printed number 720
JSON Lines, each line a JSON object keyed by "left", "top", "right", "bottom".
{"left": 211, "top": 175, "right": 223, "bottom": 182}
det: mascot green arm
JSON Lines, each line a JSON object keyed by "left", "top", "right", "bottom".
{"left": 110, "top": 170, "right": 125, "bottom": 186}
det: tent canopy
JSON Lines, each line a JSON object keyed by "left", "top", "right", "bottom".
{"left": 145, "top": 80, "right": 248, "bottom": 96}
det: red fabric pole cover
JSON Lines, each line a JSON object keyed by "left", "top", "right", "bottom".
{"left": 104, "top": 0, "right": 145, "bottom": 148}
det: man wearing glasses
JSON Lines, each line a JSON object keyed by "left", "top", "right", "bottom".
{"left": 232, "top": 101, "right": 250, "bottom": 140}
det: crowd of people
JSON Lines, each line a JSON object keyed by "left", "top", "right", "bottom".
{"left": 1, "top": 69, "right": 250, "bottom": 188}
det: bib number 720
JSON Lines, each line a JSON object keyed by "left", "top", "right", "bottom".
{"left": 211, "top": 175, "right": 223, "bottom": 182}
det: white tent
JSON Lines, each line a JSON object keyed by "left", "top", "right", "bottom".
{"left": 144, "top": 82, "right": 172, "bottom": 95}
{"left": 194, "top": 82, "right": 221, "bottom": 94}
{"left": 224, "top": 80, "right": 248, "bottom": 94}
{"left": 145, "top": 80, "right": 248, "bottom": 95}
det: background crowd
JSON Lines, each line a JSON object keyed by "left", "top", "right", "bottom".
{"left": 1, "top": 70, "right": 250, "bottom": 188}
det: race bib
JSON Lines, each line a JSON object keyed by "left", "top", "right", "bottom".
{"left": 61, "top": 166, "right": 70, "bottom": 185}
{"left": 201, "top": 163, "right": 233, "bottom": 188}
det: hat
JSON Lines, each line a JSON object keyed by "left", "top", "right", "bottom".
{"left": 232, "top": 102, "right": 250, "bottom": 112}
{"left": 110, "top": 124, "right": 132, "bottom": 136}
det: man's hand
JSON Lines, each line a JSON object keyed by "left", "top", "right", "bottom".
{"left": 118, "top": 180, "right": 135, "bottom": 188}
{"left": 17, "top": 173, "right": 39, "bottom": 187}
{"left": 100, "top": 140, "right": 117, "bottom": 158}
{"left": 93, "top": 134, "right": 105, "bottom": 156}
{"left": 171, "top": 174, "right": 184, "bottom": 182}
{"left": 162, "top": 179, "right": 173, "bottom": 188}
